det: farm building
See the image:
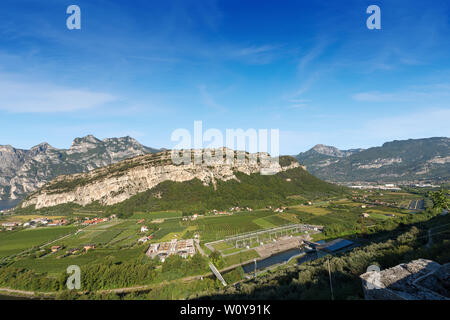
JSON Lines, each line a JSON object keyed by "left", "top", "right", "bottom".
{"left": 51, "top": 246, "right": 62, "bottom": 252}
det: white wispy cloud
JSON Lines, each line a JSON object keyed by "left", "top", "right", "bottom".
{"left": 0, "top": 76, "right": 116, "bottom": 113}
{"left": 352, "top": 83, "right": 450, "bottom": 102}
{"left": 280, "top": 71, "right": 322, "bottom": 110}
{"left": 232, "top": 45, "right": 278, "bottom": 57}
{"left": 227, "top": 44, "right": 281, "bottom": 64}
{"left": 286, "top": 104, "right": 309, "bottom": 110}
{"left": 198, "top": 84, "right": 226, "bottom": 112}
{"left": 297, "top": 43, "right": 327, "bottom": 71}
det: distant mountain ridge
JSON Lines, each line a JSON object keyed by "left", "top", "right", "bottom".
{"left": 296, "top": 137, "right": 450, "bottom": 184}
{"left": 309, "top": 144, "right": 364, "bottom": 158}
{"left": 0, "top": 135, "right": 160, "bottom": 201}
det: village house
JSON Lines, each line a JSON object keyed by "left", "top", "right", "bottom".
{"left": 140, "top": 226, "right": 148, "bottom": 233}
{"left": 51, "top": 246, "right": 62, "bottom": 252}
{"left": 82, "top": 217, "right": 108, "bottom": 226}
{"left": 84, "top": 244, "right": 95, "bottom": 252}
{"left": 1, "top": 222, "right": 19, "bottom": 228}
{"left": 138, "top": 235, "right": 153, "bottom": 243}
{"left": 138, "top": 236, "right": 149, "bottom": 243}
{"left": 67, "top": 248, "right": 79, "bottom": 255}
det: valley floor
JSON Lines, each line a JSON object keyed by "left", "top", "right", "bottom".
{"left": 0, "top": 188, "right": 447, "bottom": 299}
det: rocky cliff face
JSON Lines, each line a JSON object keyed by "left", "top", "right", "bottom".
{"left": 0, "top": 135, "right": 159, "bottom": 201}
{"left": 21, "top": 149, "right": 301, "bottom": 209}
{"left": 310, "top": 144, "right": 364, "bottom": 158}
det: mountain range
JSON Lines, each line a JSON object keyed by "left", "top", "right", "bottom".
{"left": 1, "top": 136, "right": 448, "bottom": 203}
{"left": 0, "top": 135, "right": 159, "bottom": 201}
{"left": 296, "top": 137, "right": 450, "bottom": 184}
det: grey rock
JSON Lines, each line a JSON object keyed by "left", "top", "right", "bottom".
{"left": 0, "top": 135, "right": 160, "bottom": 201}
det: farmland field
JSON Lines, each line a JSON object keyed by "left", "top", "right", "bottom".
{"left": 0, "top": 189, "right": 434, "bottom": 291}
{"left": 192, "top": 210, "right": 280, "bottom": 242}
{"left": 130, "top": 211, "right": 182, "bottom": 220}
{"left": 2, "top": 215, "right": 66, "bottom": 222}
{"left": 292, "top": 205, "right": 332, "bottom": 216}
{"left": 223, "top": 249, "right": 260, "bottom": 267}
{"left": 12, "top": 246, "right": 145, "bottom": 275}
{"left": 0, "top": 226, "right": 78, "bottom": 258}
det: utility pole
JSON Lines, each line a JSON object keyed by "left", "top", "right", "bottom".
{"left": 254, "top": 258, "right": 257, "bottom": 278}
{"left": 327, "top": 258, "right": 334, "bottom": 300}
{"left": 361, "top": 216, "right": 366, "bottom": 237}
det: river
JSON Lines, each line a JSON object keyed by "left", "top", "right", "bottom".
{"left": 242, "top": 248, "right": 319, "bottom": 274}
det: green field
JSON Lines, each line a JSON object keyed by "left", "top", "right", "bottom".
{"left": 223, "top": 250, "right": 260, "bottom": 267}
{"left": 291, "top": 205, "right": 332, "bottom": 216}
{"left": 130, "top": 210, "right": 182, "bottom": 220}
{"left": 190, "top": 210, "right": 294, "bottom": 242}
{"left": 12, "top": 246, "right": 145, "bottom": 275}
{"left": 0, "top": 187, "right": 437, "bottom": 295}
{"left": 0, "top": 226, "right": 78, "bottom": 258}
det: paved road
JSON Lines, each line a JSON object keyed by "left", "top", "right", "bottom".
{"left": 194, "top": 240, "right": 207, "bottom": 257}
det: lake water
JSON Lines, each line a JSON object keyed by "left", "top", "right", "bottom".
{"left": 0, "top": 199, "right": 20, "bottom": 211}
{"left": 242, "top": 248, "right": 318, "bottom": 274}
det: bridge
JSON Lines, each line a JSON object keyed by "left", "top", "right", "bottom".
{"left": 209, "top": 262, "right": 227, "bottom": 286}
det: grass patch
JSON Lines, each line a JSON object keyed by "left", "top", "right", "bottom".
{"left": 223, "top": 250, "right": 260, "bottom": 267}
{"left": 0, "top": 226, "right": 78, "bottom": 258}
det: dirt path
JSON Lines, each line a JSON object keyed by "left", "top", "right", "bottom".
{"left": 0, "top": 288, "right": 36, "bottom": 296}
{"left": 195, "top": 240, "right": 207, "bottom": 256}
{"left": 0, "top": 287, "right": 54, "bottom": 298}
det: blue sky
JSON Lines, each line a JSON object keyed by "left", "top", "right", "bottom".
{"left": 0, "top": 0, "right": 449, "bottom": 154}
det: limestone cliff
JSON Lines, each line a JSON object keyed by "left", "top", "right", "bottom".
{"left": 21, "top": 149, "right": 301, "bottom": 209}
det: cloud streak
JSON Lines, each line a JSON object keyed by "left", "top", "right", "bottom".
{"left": 352, "top": 84, "right": 450, "bottom": 102}
{"left": 198, "top": 84, "right": 226, "bottom": 112}
{"left": 0, "top": 77, "right": 116, "bottom": 113}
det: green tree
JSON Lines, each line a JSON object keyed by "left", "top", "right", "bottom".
{"left": 428, "top": 189, "right": 449, "bottom": 210}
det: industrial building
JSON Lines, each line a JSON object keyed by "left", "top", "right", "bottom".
{"left": 146, "top": 239, "right": 196, "bottom": 261}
